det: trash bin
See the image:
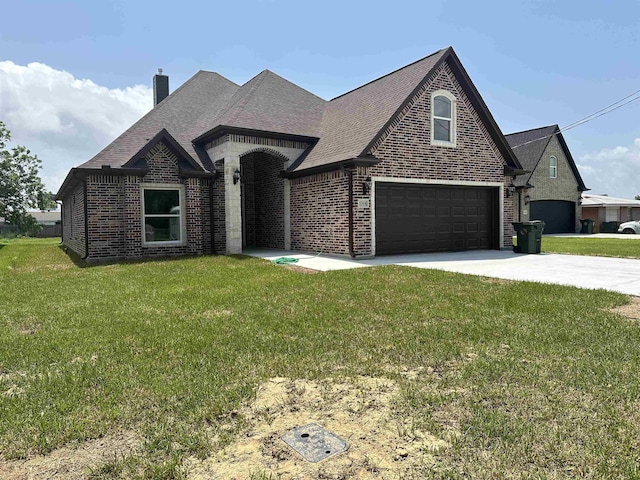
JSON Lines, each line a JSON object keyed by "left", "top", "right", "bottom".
{"left": 513, "top": 220, "right": 545, "bottom": 254}
{"left": 600, "top": 221, "right": 620, "bottom": 233}
{"left": 580, "top": 219, "right": 594, "bottom": 234}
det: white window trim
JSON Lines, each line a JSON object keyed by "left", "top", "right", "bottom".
{"left": 141, "top": 183, "right": 186, "bottom": 247}
{"left": 430, "top": 89, "right": 457, "bottom": 148}
{"left": 549, "top": 155, "right": 558, "bottom": 178}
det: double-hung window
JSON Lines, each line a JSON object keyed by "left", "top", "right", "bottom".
{"left": 141, "top": 184, "right": 185, "bottom": 245}
{"left": 431, "top": 90, "right": 456, "bottom": 147}
{"left": 549, "top": 156, "right": 557, "bottom": 178}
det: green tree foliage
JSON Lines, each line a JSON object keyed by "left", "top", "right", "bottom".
{"left": 0, "top": 120, "right": 52, "bottom": 235}
{"left": 635, "top": 194, "right": 640, "bottom": 201}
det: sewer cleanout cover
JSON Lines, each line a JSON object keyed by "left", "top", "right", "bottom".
{"left": 281, "top": 423, "right": 349, "bottom": 463}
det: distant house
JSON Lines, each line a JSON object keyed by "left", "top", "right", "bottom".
{"left": 505, "top": 125, "right": 588, "bottom": 234}
{"left": 56, "top": 46, "right": 525, "bottom": 262}
{"left": 29, "top": 211, "right": 61, "bottom": 225}
{"left": 581, "top": 194, "right": 640, "bottom": 232}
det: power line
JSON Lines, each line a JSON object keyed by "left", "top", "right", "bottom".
{"left": 509, "top": 87, "right": 640, "bottom": 150}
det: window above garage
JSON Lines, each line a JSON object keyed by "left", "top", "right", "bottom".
{"left": 431, "top": 90, "right": 456, "bottom": 148}
{"left": 549, "top": 155, "right": 557, "bottom": 178}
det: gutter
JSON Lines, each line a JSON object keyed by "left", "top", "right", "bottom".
{"left": 345, "top": 167, "right": 356, "bottom": 258}
{"left": 281, "top": 156, "right": 380, "bottom": 180}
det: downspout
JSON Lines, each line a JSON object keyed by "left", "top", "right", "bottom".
{"left": 82, "top": 178, "right": 89, "bottom": 259}
{"left": 214, "top": 175, "right": 216, "bottom": 255}
{"left": 347, "top": 168, "right": 355, "bottom": 258}
{"left": 517, "top": 189, "right": 522, "bottom": 222}
{"left": 60, "top": 202, "right": 64, "bottom": 245}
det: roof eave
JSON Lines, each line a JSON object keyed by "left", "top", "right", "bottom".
{"left": 55, "top": 167, "right": 149, "bottom": 201}
{"left": 193, "top": 125, "right": 319, "bottom": 146}
{"left": 281, "top": 156, "right": 381, "bottom": 179}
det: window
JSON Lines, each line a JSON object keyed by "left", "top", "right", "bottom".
{"left": 549, "top": 156, "right": 557, "bottom": 178}
{"left": 141, "top": 185, "right": 185, "bottom": 245}
{"left": 431, "top": 90, "right": 456, "bottom": 147}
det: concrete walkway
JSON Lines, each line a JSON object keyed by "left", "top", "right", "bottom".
{"left": 246, "top": 249, "right": 640, "bottom": 296}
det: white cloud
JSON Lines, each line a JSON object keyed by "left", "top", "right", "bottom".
{"left": 0, "top": 61, "right": 152, "bottom": 192}
{"left": 578, "top": 139, "right": 640, "bottom": 198}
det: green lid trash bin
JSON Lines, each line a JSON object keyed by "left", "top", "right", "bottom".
{"left": 513, "top": 220, "right": 545, "bottom": 254}
{"left": 580, "top": 219, "right": 594, "bottom": 234}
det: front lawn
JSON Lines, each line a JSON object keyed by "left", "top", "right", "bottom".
{"left": 542, "top": 236, "right": 640, "bottom": 259}
{"left": 1, "top": 239, "right": 639, "bottom": 479}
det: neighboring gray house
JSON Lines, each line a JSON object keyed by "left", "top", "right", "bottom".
{"left": 56, "top": 46, "right": 524, "bottom": 262}
{"left": 505, "top": 125, "right": 588, "bottom": 233}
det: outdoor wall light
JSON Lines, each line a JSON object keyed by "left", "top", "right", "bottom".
{"left": 362, "top": 177, "right": 372, "bottom": 195}
{"left": 233, "top": 169, "right": 242, "bottom": 185}
{"left": 524, "top": 195, "right": 531, "bottom": 205}
{"left": 506, "top": 184, "right": 515, "bottom": 197}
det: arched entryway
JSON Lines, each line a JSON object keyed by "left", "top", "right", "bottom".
{"left": 239, "top": 150, "right": 287, "bottom": 249}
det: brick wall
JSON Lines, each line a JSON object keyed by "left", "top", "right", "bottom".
{"left": 212, "top": 170, "right": 226, "bottom": 253}
{"left": 62, "top": 182, "right": 86, "bottom": 257}
{"left": 86, "top": 175, "right": 124, "bottom": 258}
{"left": 290, "top": 171, "right": 349, "bottom": 255}
{"left": 71, "top": 141, "right": 211, "bottom": 261}
{"left": 253, "top": 152, "right": 285, "bottom": 248}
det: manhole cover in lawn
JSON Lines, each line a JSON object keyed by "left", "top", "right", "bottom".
{"left": 281, "top": 423, "right": 349, "bottom": 462}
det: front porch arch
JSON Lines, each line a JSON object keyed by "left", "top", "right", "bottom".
{"left": 239, "top": 151, "right": 288, "bottom": 250}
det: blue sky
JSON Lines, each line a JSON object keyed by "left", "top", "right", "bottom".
{"left": 1, "top": 0, "right": 639, "bottom": 197}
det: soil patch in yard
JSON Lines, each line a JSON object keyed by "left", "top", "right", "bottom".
{"left": 0, "top": 431, "right": 141, "bottom": 480}
{"left": 186, "top": 376, "right": 449, "bottom": 479}
{"left": 611, "top": 297, "right": 640, "bottom": 320}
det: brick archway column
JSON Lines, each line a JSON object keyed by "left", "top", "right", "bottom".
{"left": 225, "top": 155, "right": 242, "bottom": 254}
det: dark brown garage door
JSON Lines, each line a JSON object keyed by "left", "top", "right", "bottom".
{"left": 375, "top": 183, "right": 496, "bottom": 255}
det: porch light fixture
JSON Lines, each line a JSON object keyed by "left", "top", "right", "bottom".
{"left": 233, "top": 169, "right": 241, "bottom": 185}
{"left": 362, "top": 177, "right": 372, "bottom": 195}
{"left": 506, "top": 184, "right": 516, "bottom": 197}
{"left": 524, "top": 195, "right": 531, "bottom": 205}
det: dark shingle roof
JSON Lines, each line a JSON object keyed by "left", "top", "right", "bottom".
{"left": 205, "top": 70, "right": 326, "bottom": 138}
{"left": 297, "top": 49, "right": 449, "bottom": 170}
{"left": 60, "top": 46, "right": 523, "bottom": 199}
{"left": 80, "top": 71, "right": 240, "bottom": 170}
{"left": 505, "top": 125, "right": 556, "bottom": 186}
{"left": 506, "top": 125, "right": 587, "bottom": 190}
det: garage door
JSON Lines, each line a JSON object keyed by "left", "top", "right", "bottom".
{"left": 375, "top": 183, "right": 496, "bottom": 255}
{"left": 529, "top": 200, "right": 575, "bottom": 234}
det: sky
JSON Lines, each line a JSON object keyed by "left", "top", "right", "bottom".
{"left": 1, "top": 0, "right": 639, "bottom": 199}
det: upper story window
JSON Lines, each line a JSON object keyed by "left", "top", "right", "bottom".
{"left": 549, "top": 156, "right": 558, "bottom": 178}
{"left": 141, "top": 184, "right": 185, "bottom": 245}
{"left": 431, "top": 90, "right": 456, "bottom": 147}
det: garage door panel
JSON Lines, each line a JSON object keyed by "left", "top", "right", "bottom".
{"left": 376, "top": 183, "right": 495, "bottom": 255}
{"left": 530, "top": 200, "right": 575, "bottom": 234}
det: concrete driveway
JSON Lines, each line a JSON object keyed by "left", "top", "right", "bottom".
{"left": 246, "top": 249, "right": 640, "bottom": 296}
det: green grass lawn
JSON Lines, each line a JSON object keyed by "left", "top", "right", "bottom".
{"left": 542, "top": 236, "right": 640, "bottom": 259}
{"left": 1, "top": 238, "right": 640, "bottom": 478}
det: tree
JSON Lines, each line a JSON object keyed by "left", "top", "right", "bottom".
{"left": 635, "top": 195, "right": 640, "bottom": 201}
{"left": 0, "top": 120, "right": 52, "bottom": 235}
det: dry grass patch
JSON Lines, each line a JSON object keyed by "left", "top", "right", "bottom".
{"left": 0, "top": 431, "right": 142, "bottom": 480}
{"left": 610, "top": 296, "right": 640, "bottom": 320}
{"left": 185, "top": 376, "right": 450, "bottom": 479}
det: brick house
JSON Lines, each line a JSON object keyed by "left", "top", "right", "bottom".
{"left": 505, "top": 125, "right": 588, "bottom": 233}
{"left": 56, "top": 47, "right": 524, "bottom": 262}
{"left": 581, "top": 194, "right": 640, "bottom": 232}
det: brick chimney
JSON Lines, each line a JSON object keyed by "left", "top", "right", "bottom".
{"left": 153, "top": 68, "right": 169, "bottom": 106}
